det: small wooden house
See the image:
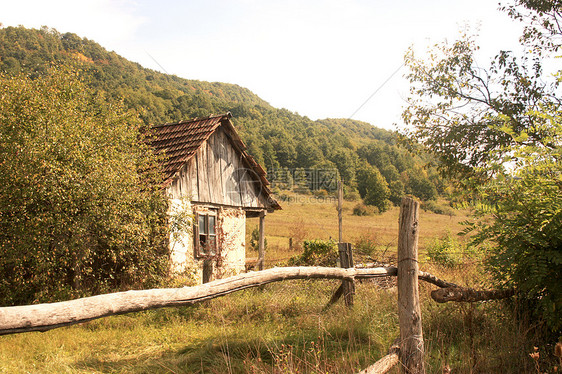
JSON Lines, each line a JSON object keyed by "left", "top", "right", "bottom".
{"left": 150, "top": 113, "right": 280, "bottom": 283}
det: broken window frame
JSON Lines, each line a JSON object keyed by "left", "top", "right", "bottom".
{"left": 194, "top": 210, "right": 217, "bottom": 258}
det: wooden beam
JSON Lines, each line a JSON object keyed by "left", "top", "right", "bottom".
{"left": 323, "top": 283, "right": 344, "bottom": 311}
{"left": 357, "top": 338, "right": 400, "bottom": 374}
{"left": 257, "top": 210, "right": 266, "bottom": 271}
{"left": 338, "top": 242, "right": 355, "bottom": 306}
{"left": 431, "top": 287, "right": 515, "bottom": 303}
{"left": 0, "top": 266, "right": 396, "bottom": 336}
{"left": 338, "top": 179, "right": 343, "bottom": 243}
{"left": 397, "top": 197, "right": 425, "bottom": 374}
{"left": 418, "top": 271, "right": 458, "bottom": 289}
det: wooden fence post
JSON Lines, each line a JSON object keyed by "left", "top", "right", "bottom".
{"left": 397, "top": 197, "right": 425, "bottom": 374}
{"left": 338, "top": 242, "right": 355, "bottom": 307}
{"left": 258, "top": 211, "right": 266, "bottom": 271}
{"left": 338, "top": 179, "right": 343, "bottom": 243}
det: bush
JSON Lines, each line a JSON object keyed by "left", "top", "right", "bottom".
{"left": 249, "top": 227, "right": 268, "bottom": 251}
{"left": 344, "top": 188, "right": 361, "bottom": 202}
{"left": 0, "top": 69, "right": 169, "bottom": 305}
{"left": 288, "top": 239, "right": 338, "bottom": 267}
{"left": 422, "top": 200, "right": 456, "bottom": 216}
{"left": 426, "top": 233, "right": 462, "bottom": 267}
{"left": 352, "top": 203, "right": 370, "bottom": 216}
{"left": 354, "top": 234, "right": 378, "bottom": 259}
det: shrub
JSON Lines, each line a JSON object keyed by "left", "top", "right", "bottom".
{"left": 422, "top": 200, "right": 456, "bottom": 216}
{"left": 0, "top": 69, "right": 169, "bottom": 305}
{"left": 426, "top": 233, "right": 462, "bottom": 267}
{"left": 249, "top": 227, "right": 268, "bottom": 251}
{"left": 288, "top": 239, "right": 338, "bottom": 267}
{"left": 344, "top": 188, "right": 361, "bottom": 202}
{"left": 352, "top": 203, "right": 370, "bottom": 216}
{"left": 354, "top": 234, "right": 378, "bottom": 259}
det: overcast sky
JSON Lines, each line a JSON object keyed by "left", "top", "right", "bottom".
{"left": 1, "top": 0, "right": 524, "bottom": 129}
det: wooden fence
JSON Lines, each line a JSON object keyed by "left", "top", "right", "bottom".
{"left": 0, "top": 197, "right": 513, "bottom": 374}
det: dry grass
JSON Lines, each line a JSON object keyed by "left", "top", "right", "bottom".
{"left": 0, "top": 193, "right": 548, "bottom": 373}
{"left": 0, "top": 278, "right": 540, "bottom": 373}
{"left": 246, "top": 192, "right": 470, "bottom": 265}
{"left": 0, "top": 281, "right": 400, "bottom": 373}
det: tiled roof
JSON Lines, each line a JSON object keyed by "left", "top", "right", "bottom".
{"left": 150, "top": 114, "right": 226, "bottom": 183}
{"left": 149, "top": 113, "right": 280, "bottom": 210}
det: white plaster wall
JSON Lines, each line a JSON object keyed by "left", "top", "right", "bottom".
{"left": 167, "top": 198, "right": 197, "bottom": 276}
{"left": 167, "top": 199, "right": 247, "bottom": 283}
{"left": 217, "top": 207, "right": 246, "bottom": 279}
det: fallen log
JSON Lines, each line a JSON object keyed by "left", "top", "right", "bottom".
{"left": 357, "top": 337, "right": 400, "bottom": 374}
{"left": 356, "top": 265, "right": 458, "bottom": 289}
{"left": 431, "top": 287, "right": 516, "bottom": 303}
{"left": 0, "top": 266, "right": 395, "bottom": 336}
{"left": 418, "top": 270, "right": 458, "bottom": 288}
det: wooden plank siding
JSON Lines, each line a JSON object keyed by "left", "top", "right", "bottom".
{"left": 169, "top": 126, "right": 269, "bottom": 209}
{"left": 152, "top": 113, "right": 280, "bottom": 212}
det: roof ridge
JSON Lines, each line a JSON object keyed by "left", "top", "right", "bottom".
{"left": 151, "top": 112, "right": 231, "bottom": 128}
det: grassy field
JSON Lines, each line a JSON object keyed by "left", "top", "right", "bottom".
{"left": 0, "top": 194, "right": 550, "bottom": 373}
{"left": 246, "top": 192, "right": 470, "bottom": 266}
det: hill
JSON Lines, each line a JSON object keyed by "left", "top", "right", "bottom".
{"left": 0, "top": 25, "right": 445, "bottom": 206}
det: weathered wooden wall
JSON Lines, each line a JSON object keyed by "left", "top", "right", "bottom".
{"left": 168, "top": 126, "right": 270, "bottom": 209}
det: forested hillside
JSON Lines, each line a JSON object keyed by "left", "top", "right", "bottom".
{"left": 0, "top": 25, "right": 444, "bottom": 208}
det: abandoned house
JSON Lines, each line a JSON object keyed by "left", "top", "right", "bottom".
{"left": 150, "top": 113, "right": 281, "bottom": 283}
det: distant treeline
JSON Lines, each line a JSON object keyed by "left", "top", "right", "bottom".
{"left": 0, "top": 25, "right": 447, "bottom": 209}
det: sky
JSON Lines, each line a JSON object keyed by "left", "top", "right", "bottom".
{"left": 1, "top": 0, "right": 525, "bottom": 130}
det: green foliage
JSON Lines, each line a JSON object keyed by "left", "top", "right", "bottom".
{"left": 388, "top": 179, "right": 405, "bottom": 206}
{"left": 344, "top": 187, "right": 361, "bottom": 202}
{"left": 249, "top": 227, "right": 268, "bottom": 251}
{"left": 354, "top": 234, "right": 378, "bottom": 259}
{"left": 403, "top": 2, "right": 562, "bottom": 332}
{"left": 352, "top": 203, "right": 371, "bottom": 216}
{"left": 473, "top": 160, "right": 562, "bottom": 332}
{"left": 0, "top": 25, "right": 446, "bottom": 200}
{"left": 404, "top": 169, "right": 437, "bottom": 201}
{"left": 287, "top": 240, "right": 338, "bottom": 267}
{"left": 356, "top": 162, "right": 391, "bottom": 212}
{"left": 0, "top": 68, "right": 169, "bottom": 305}
{"left": 426, "top": 233, "right": 463, "bottom": 267}
{"left": 421, "top": 200, "right": 456, "bottom": 216}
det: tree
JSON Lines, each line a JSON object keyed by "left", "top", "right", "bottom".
{"left": 402, "top": 1, "right": 562, "bottom": 331}
{"left": 330, "top": 148, "right": 358, "bottom": 184}
{"left": 0, "top": 68, "right": 169, "bottom": 306}
{"left": 388, "top": 179, "right": 405, "bottom": 206}
{"left": 405, "top": 169, "right": 438, "bottom": 202}
{"left": 356, "top": 162, "right": 391, "bottom": 212}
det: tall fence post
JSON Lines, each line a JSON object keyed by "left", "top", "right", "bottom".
{"left": 338, "top": 179, "right": 343, "bottom": 243}
{"left": 338, "top": 242, "right": 355, "bottom": 307}
{"left": 258, "top": 211, "right": 266, "bottom": 271}
{"left": 397, "top": 197, "right": 425, "bottom": 374}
